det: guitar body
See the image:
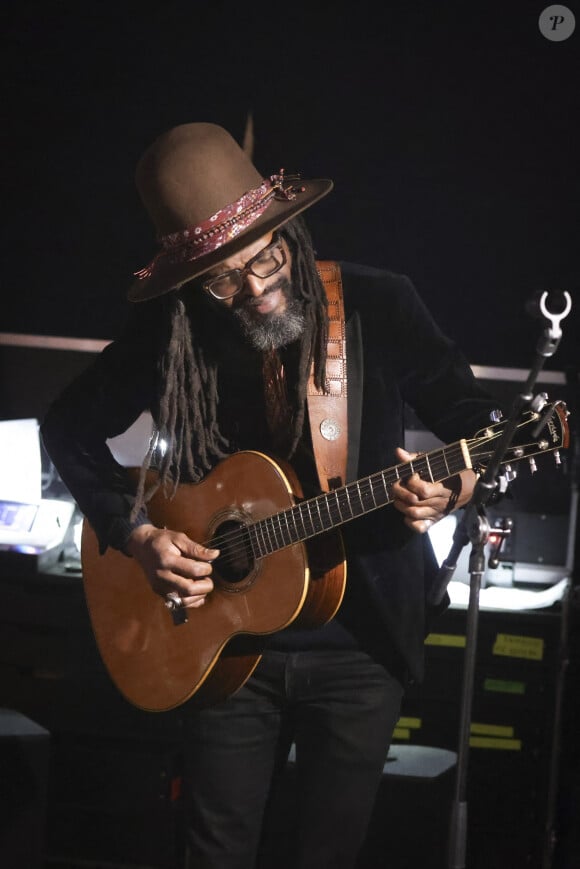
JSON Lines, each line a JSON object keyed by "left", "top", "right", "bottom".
{"left": 81, "top": 451, "right": 347, "bottom": 712}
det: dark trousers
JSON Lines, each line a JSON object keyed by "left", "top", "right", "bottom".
{"left": 180, "top": 649, "right": 404, "bottom": 869}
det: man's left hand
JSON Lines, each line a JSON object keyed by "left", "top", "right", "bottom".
{"left": 392, "top": 447, "right": 476, "bottom": 534}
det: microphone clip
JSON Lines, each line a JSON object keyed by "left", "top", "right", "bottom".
{"left": 539, "top": 290, "right": 572, "bottom": 340}
{"left": 534, "top": 290, "right": 572, "bottom": 357}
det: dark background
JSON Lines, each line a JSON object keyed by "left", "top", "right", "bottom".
{"left": 3, "top": 0, "right": 579, "bottom": 372}
{"left": 2, "top": 6, "right": 580, "bottom": 868}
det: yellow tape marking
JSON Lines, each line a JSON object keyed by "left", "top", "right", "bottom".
{"left": 425, "top": 633, "right": 466, "bottom": 648}
{"left": 493, "top": 633, "right": 544, "bottom": 661}
{"left": 471, "top": 722, "right": 514, "bottom": 738}
{"left": 469, "top": 737, "right": 522, "bottom": 751}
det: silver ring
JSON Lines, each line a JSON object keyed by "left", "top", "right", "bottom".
{"left": 164, "top": 592, "right": 184, "bottom": 611}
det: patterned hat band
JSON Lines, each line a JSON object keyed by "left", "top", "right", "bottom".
{"left": 135, "top": 170, "right": 305, "bottom": 281}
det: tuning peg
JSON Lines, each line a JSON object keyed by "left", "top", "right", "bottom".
{"left": 529, "top": 457, "right": 538, "bottom": 474}
{"left": 554, "top": 451, "right": 562, "bottom": 466}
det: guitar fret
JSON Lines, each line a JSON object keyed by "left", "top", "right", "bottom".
{"left": 291, "top": 504, "right": 304, "bottom": 538}
{"left": 379, "top": 472, "right": 391, "bottom": 502}
{"left": 313, "top": 499, "right": 325, "bottom": 531}
{"left": 358, "top": 481, "right": 376, "bottom": 513}
{"left": 258, "top": 520, "right": 269, "bottom": 554}
{"left": 370, "top": 473, "right": 390, "bottom": 506}
{"left": 375, "top": 473, "right": 391, "bottom": 504}
{"left": 267, "top": 517, "right": 279, "bottom": 554}
{"left": 442, "top": 445, "right": 467, "bottom": 477}
{"left": 300, "top": 502, "right": 316, "bottom": 537}
{"left": 248, "top": 524, "right": 265, "bottom": 558}
{"left": 325, "top": 495, "right": 336, "bottom": 525}
{"left": 312, "top": 497, "right": 321, "bottom": 527}
{"left": 428, "top": 453, "right": 448, "bottom": 480}
{"left": 324, "top": 498, "right": 334, "bottom": 527}
{"left": 269, "top": 515, "right": 284, "bottom": 551}
{"left": 285, "top": 509, "right": 294, "bottom": 543}
{"left": 261, "top": 517, "right": 273, "bottom": 554}
{"left": 288, "top": 504, "right": 303, "bottom": 541}
{"left": 268, "top": 515, "right": 285, "bottom": 552}
{"left": 441, "top": 448, "right": 451, "bottom": 476}
{"left": 355, "top": 481, "right": 365, "bottom": 515}
{"left": 344, "top": 486, "right": 354, "bottom": 517}
{"left": 267, "top": 518, "right": 277, "bottom": 552}
{"left": 334, "top": 490, "right": 346, "bottom": 522}
{"left": 341, "top": 485, "right": 354, "bottom": 516}
{"left": 305, "top": 500, "right": 314, "bottom": 529}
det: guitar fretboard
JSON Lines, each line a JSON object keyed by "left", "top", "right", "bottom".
{"left": 245, "top": 440, "right": 471, "bottom": 558}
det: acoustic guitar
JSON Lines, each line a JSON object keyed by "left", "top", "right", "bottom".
{"left": 81, "top": 401, "right": 569, "bottom": 712}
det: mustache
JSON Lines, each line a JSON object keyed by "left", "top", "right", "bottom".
{"left": 237, "top": 275, "right": 290, "bottom": 309}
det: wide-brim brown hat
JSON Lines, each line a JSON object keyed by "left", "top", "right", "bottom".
{"left": 128, "top": 123, "right": 333, "bottom": 302}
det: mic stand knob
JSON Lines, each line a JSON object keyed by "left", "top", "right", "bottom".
{"left": 487, "top": 518, "right": 513, "bottom": 569}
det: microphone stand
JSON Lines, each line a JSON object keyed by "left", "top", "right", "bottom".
{"left": 430, "top": 291, "right": 572, "bottom": 869}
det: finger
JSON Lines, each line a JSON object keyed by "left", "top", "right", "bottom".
{"left": 181, "top": 593, "right": 210, "bottom": 609}
{"left": 179, "top": 575, "right": 215, "bottom": 596}
{"left": 395, "top": 446, "right": 417, "bottom": 463}
{"left": 399, "top": 495, "right": 449, "bottom": 519}
{"left": 171, "top": 533, "right": 219, "bottom": 562}
{"left": 405, "top": 517, "right": 435, "bottom": 534}
{"left": 153, "top": 534, "right": 220, "bottom": 581}
{"left": 401, "top": 474, "right": 449, "bottom": 499}
{"left": 394, "top": 447, "right": 432, "bottom": 498}
{"left": 393, "top": 483, "right": 447, "bottom": 510}
{"left": 392, "top": 483, "right": 419, "bottom": 506}
{"left": 180, "top": 573, "right": 215, "bottom": 608}
{"left": 162, "top": 576, "right": 214, "bottom": 606}
{"left": 398, "top": 504, "right": 438, "bottom": 523}
{"left": 165, "top": 552, "right": 217, "bottom": 580}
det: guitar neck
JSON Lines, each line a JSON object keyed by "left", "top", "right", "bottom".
{"left": 246, "top": 439, "right": 472, "bottom": 558}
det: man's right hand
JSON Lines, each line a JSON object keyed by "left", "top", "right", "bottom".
{"left": 125, "top": 524, "right": 218, "bottom": 609}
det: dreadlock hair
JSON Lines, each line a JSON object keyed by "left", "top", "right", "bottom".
{"left": 131, "top": 215, "right": 329, "bottom": 520}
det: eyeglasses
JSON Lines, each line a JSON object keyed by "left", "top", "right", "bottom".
{"left": 202, "top": 232, "right": 286, "bottom": 300}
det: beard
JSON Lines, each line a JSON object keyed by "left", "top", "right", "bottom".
{"left": 231, "top": 276, "right": 305, "bottom": 351}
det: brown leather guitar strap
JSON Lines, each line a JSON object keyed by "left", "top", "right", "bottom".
{"left": 307, "top": 261, "right": 348, "bottom": 492}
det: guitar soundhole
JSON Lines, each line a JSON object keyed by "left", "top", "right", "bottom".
{"left": 211, "top": 519, "right": 255, "bottom": 587}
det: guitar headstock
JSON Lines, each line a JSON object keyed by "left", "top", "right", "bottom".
{"left": 468, "top": 400, "right": 570, "bottom": 474}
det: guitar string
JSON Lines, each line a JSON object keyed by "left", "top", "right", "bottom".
{"left": 170, "top": 411, "right": 555, "bottom": 571}
{"left": 206, "top": 428, "right": 552, "bottom": 564}
{"left": 201, "top": 429, "right": 548, "bottom": 571}
{"left": 200, "top": 441, "right": 480, "bottom": 570}
{"left": 202, "top": 447, "right": 488, "bottom": 562}
{"left": 187, "top": 398, "right": 553, "bottom": 570}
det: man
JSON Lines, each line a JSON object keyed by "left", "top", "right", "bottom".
{"left": 41, "top": 122, "right": 500, "bottom": 868}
